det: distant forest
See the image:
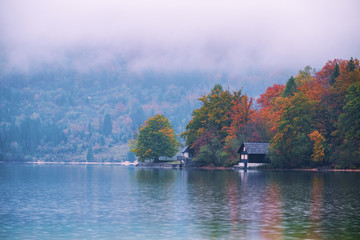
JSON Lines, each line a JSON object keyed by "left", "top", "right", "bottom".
{"left": 0, "top": 64, "right": 280, "bottom": 162}
{"left": 0, "top": 58, "right": 359, "bottom": 168}
{"left": 0, "top": 69, "right": 208, "bottom": 162}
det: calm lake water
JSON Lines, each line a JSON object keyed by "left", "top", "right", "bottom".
{"left": 1, "top": 164, "right": 360, "bottom": 239}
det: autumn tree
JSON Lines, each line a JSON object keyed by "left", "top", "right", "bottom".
{"left": 226, "top": 95, "right": 254, "bottom": 139}
{"left": 181, "top": 84, "right": 237, "bottom": 149}
{"left": 131, "top": 114, "right": 179, "bottom": 162}
{"left": 256, "top": 83, "right": 286, "bottom": 136}
{"left": 308, "top": 130, "right": 326, "bottom": 164}
{"left": 181, "top": 84, "right": 250, "bottom": 166}
{"left": 223, "top": 95, "right": 254, "bottom": 162}
{"left": 270, "top": 92, "right": 316, "bottom": 168}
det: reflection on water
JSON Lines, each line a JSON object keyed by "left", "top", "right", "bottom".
{"left": 1, "top": 164, "right": 360, "bottom": 239}
{"left": 260, "top": 180, "right": 283, "bottom": 239}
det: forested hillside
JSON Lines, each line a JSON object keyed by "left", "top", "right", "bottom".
{"left": 0, "top": 63, "right": 287, "bottom": 162}
{"left": 0, "top": 70, "right": 191, "bottom": 161}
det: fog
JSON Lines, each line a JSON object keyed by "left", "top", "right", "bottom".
{"left": 1, "top": 0, "right": 359, "bottom": 74}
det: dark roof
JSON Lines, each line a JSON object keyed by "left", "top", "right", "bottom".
{"left": 237, "top": 142, "right": 270, "bottom": 154}
{"left": 181, "top": 146, "right": 191, "bottom": 153}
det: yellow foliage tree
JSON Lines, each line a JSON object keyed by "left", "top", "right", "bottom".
{"left": 308, "top": 130, "right": 326, "bottom": 163}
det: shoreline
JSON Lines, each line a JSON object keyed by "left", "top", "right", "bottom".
{"left": 0, "top": 161, "right": 138, "bottom": 166}
{"left": 282, "top": 168, "right": 360, "bottom": 172}
{"left": 1, "top": 161, "right": 360, "bottom": 172}
{"left": 236, "top": 167, "right": 360, "bottom": 172}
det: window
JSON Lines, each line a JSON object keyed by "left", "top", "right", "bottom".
{"left": 241, "top": 155, "right": 244, "bottom": 160}
{"left": 245, "top": 154, "right": 248, "bottom": 160}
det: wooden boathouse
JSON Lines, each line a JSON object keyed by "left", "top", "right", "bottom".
{"left": 237, "top": 142, "right": 270, "bottom": 170}
{"left": 177, "top": 146, "right": 194, "bottom": 167}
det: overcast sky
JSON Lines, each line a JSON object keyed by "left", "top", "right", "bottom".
{"left": 1, "top": 0, "right": 359, "bottom": 73}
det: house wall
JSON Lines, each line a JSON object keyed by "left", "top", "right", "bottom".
{"left": 237, "top": 162, "right": 266, "bottom": 168}
{"left": 249, "top": 154, "right": 269, "bottom": 163}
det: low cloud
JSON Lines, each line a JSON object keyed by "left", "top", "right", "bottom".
{"left": 1, "top": 0, "right": 359, "bottom": 73}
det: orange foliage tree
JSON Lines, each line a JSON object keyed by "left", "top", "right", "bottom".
{"left": 308, "top": 130, "right": 326, "bottom": 163}
{"left": 256, "top": 84, "right": 286, "bottom": 136}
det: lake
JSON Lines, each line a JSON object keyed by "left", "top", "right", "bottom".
{"left": 1, "top": 164, "right": 360, "bottom": 239}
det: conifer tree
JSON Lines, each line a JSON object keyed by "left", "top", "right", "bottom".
{"left": 330, "top": 63, "right": 340, "bottom": 86}
{"left": 348, "top": 57, "right": 355, "bottom": 71}
{"left": 88, "top": 122, "right": 93, "bottom": 137}
{"left": 103, "top": 114, "right": 112, "bottom": 136}
{"left": 86, "top": 145, "right": 94, "bottom": 161}
{"left": 282, "top": 76, "right": 297, "bottom": 97}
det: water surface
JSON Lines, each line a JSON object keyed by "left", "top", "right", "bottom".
{"left": 1, "top": 164, "right": 360, "bottom": 239}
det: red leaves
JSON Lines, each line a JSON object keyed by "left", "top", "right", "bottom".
{"left": 257, "top": 84, "right": 286, "bottom": 135}
{"left": 226, "top": 95, "right": 254, "bottom": 138}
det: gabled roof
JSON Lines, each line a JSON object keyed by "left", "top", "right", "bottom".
{"left": 181, "top": 146, "right": 192, "bottom": 153}
{"left": 237, "top": 142, "right": 270, "bottom": 154}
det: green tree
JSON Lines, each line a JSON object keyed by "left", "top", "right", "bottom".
{"left": 131, "top": 114, "right": 179, "bottom": 162}
{"left": 270, "top": 92, "right": 316, "bottom": 168}
{"left": 86, "top": 145, "right": 94, "bottom": 161}
{"left": 348, "top": 57, "right": 355, "bottom": 71}
{"left": 20, "top": 116, "right": 41, "bottom": 153}
{"left": 336, "top": 82, "right": 360, "bottom": 167}
{"left": 329, "top": 63, "right": 340, "bottom": 86}
{"left": 282, "top": 76, "right": 297, "bottom": 97}
{"left": 103, "top": 113, "right": 112, "bottom": 136}
{"left": 88, "top": 122, "right": 93, "bottom": 137}
{"left": 130, "top": 103, "right": 146, "bottom": 130}
{"left": 100, "top": 136, "right": 105, "bottom": 146}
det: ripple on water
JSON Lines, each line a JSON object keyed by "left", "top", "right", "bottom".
{"left": 1, "top": 165, "right": 360, "bottom": 239}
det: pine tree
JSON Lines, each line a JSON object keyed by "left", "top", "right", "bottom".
{"left": 102, "top": 114, "right": 112, "bottom": 136}
{"left": 130, "top": 104, "right": 146, "bottom": 130}
{"left": 330, "top": 63, "right": 340, "bottom": 86}
{"left": 348, "top": 57, "right": 355, "bottom": 71}
{"left": 88, "top": 122, "right": 93, "bottom": 137}
{"left": 100, "top": 136, "right": 105, "bottom": 146}
{"left": 86, "top": 146, "right": 94, "bottom": 161}
{"left": 282, "top": 76, "right": 297, "bottom": 97}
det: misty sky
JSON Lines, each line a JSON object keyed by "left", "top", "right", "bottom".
{"left": 1, "top": 0, "right": 359, "bottom": 73}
